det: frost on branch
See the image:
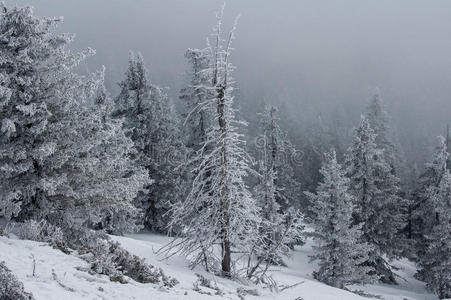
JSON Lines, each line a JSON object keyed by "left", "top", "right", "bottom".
{"left": 166, "top": 6, "right": 260, "bottom": 277}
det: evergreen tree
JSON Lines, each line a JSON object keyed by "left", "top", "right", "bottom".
{"left": 297, "top": 113, "right": 343, "bottom": 216}
{"left": 251, "top": 125, "right": 304, "bottom": 269}
{"left": 305, "top": 149, "right": 375, "bottom": 288}
{"left": 180, "top": 47, "right": 212, "bottom": 151}
{"left": 417, "top": 169, "right": 451, "bottom": 299}
{"left": 411, "top": 136, "right": 448, "bottom": 258}
{"left": 365, "top": 91, "right": 405, "bottom": 177}
{"left": 248, "top": 104, "right": 304, "bottom": 269}
{"left": 255, "top": 105, "right": 301, "bottom": 211}
{"left": 254, "top": 156, "right": 282, "bottom": 248}
{"left": 366, "top": 91, "right": 410, "bottom": 254}
{"left": 37, "top": 66, "right": 149, "bottom": 232}
{"left": 0, "top": 4, "right": 149, "bottom": 232}
{"left": 247, "top": 164, "right": 304, "bottom": 279}
{"left": 345, "top": 115, "right": 405, "bottom": 283}
{"left": 0, "top": 4, "right": 58, "bottom": 219}
{"left": 146, "top": 84, "right": 187, "bottom": 232}
{"left": 114, "top": 52, "right": 186, "bottom": 233}
{"left": 168, "top": 8, "right": 260, "bottom": 276}
{"left": 84, "top": 75, "right": 150, "bottom": 234}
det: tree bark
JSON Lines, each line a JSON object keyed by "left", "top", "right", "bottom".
{"left": 217, "top": 84, "right": 231, "bottom": 276}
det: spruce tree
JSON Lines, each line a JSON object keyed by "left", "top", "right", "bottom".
{"left": 417, "top": 169, "right": 451, "bottom": 299}
{"left": 0, "top": 4, "right": 58, "bottom": 219}
{"left": 255, "top": 105, "right": 301, "bottom": 211}
{"left": 305, "top": 149, "right": 375, "bottom": 288}
{"left": 0, "top": 4, "right": 149, "bottom": 232}
{"left": 37, "top": 67, "right": 149, "bottom": 232}
{"left": 251, "top": 134, "right": 303, "bottom": 269}
{"left": 145, "top": 84, "right": 187, "bottom": 232}
{"left": 249, "top": 104, "right": 304, "bottom": 268}
{"left": 366, "top": 91, "right": 411, "bottom": 247}
{"left": 345, "top": 115, "right": 405, "bottom": 283}
{"left": 411, "top": 136, "right": 448, "bottom": 258}
{"left": 114, "top": 52, "right": 186, "bottom": 233}
{"left": 84, "top": 76, "right": 150, "bottom": 234}
{"left": 298, "top": 113, "right": 343, "bottom": 216}
{"left": 180, "top": 47, "right": 212, "bottom": 151}
{"left": 365, "top": 91, "right": 405, "bottom": 177}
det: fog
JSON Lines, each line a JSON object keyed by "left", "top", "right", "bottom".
{"left": 8, "top": 0, "right": 451, "bottom": 164}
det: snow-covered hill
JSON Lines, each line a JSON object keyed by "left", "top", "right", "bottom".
{"left": 0, "top": 233, "right": 438, "bottom": 300}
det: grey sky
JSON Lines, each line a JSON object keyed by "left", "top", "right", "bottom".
{"left": 7, "top": 0, "right": 451, "bottom": 161}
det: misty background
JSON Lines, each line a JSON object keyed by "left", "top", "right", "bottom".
{"left": 8, "top": 0, "right": 451, "bottom": 171}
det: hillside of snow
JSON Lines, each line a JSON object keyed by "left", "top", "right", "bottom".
{"left": 0, "top": 233, "right": 437, "bottom": 300}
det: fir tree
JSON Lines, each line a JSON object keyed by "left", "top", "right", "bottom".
{"left": 365, "top": 90, "right": 405, "bottom": 177}
{"left": 251, "top": 132, "right": 303, "bottom": 270}
{"left": 0, "top": 4, "right": 58, "bottom": 219}
{"left": 345, "top": 115, "right": 405, "bottom": 283}
{"left": 417, "top": 169, "right": 451, "bottom": 299}
{"left": 411, "top": 136, "right": 448, "bottom": 258}
{"left": 38, "top": 67, "right": 149, "bottom": 231}
{"left": 114, "top": 52, "right": 186, "bottom": 233}
{"left": 180, "top": 47, "right": 212, "bottom": 151}
{"left": 145, "top": 84, "right": 187, "bottom": 232}
{"left": 249, "top": 104, "right": 304, "bottom": 269}
{"left": 255, "top": 105, "right": 301, "bottom": 211}
{"left": 305, "top": 149, "right": 375, "bottom": 288}
{"left": 84, "top": 75, "right": 150, "bottom": 234}
{"left": 298, "top": 113, "right": 343, "bottom": 216}
{"left": 0, "top": 4, "right": 149, "bottom": 233}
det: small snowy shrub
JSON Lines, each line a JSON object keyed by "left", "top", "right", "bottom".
{"left": 0, "top": 261, "right": 35, "bottom": 300}
{"left": 107, "top": 241, "right": 178, "bottom": 287}
{"left": 6, "top": 220, "right": 64, "bottom": 245}
{"left": 65, "top": 225, "right": 178, "bottom": 287}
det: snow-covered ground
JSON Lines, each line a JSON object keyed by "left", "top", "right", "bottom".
{"left": 0, "top": 233, "right": 438, "bottom": 300}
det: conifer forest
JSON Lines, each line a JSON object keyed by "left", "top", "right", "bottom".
{"left": 0, "top": 1, "right": 450, "bottom": 299}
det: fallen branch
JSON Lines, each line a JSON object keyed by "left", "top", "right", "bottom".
{"left": 52, "top": 269, "right": 75, "bottom": 292}
{"left": 279, "top": 281, "right": 304, "bottom": 292}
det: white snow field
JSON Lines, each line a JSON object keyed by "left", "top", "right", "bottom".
{"left": 0, "top": 233, "right": 438, "bottom": 300}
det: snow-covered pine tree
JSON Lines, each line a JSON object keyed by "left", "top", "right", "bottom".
{"left": 180, "top": 47, "right": 212, "bottom": 151}
{"left": 167, "top": 7, "right": 260, "bottom": 277}
{"left": 0, "top": 4, "right": 97, "bottom": 222}
{"left": 298, "top": 113, "right": 344, "bottom": 217}
{"left": 345, "top": 115, "right": 405, "bottom": 283}
{"left": 84, "top": 74, "right": 150, "bottom": 234}
{"left": 366, "top": 90, "right": 405, "bottom": 178}
{"left": 305, "top": 149, "right": 375, "bottom": 288}
{"left": 37, "top": 65, "right": 150, "bottom": 232}
{"left": 248, "top": 135, "right": 304, "bottom": 279}
{"left": 417, "top": 169, "right": 451, "bottom": 299}
{"left": 246, "top": 105, "right": 304, "bottom": 270}
{"left": 253, "top": 154, "right": 282, "bottom": 249}
{"left": 255, "top": 104, "right": 301, "bottom": 211}
{"left": 0, "top": 4, "right": 149, "bottom": 233}
{"left": 365, "top": 91, "right": 411, "bottom": 255}
{"left": 114, "top": 52, "right": 186, "bottom": 233}
{"left": 246, "top": 175, "right": 304, "bottom": 283}
{"left": 411, "top": 136, "right": 449, "bottom": 258}
{"left": 145, "top": 84, "right": 187, "bottom": 232}
{"left": 0, "top": 4, "right": 56, "bottom": 220}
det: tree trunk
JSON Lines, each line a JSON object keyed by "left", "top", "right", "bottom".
{"left": 221, "top": 239, "right": 231, "bottom": 275}
{"left": 217, "top": 84, "right": 231, "bottom": 276}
